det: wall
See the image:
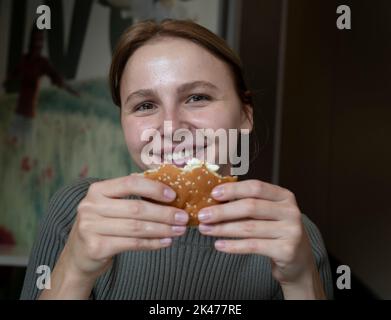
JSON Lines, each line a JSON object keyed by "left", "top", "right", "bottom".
{"left": 0, "top": 0, "right": 224, "bottom": 93}
{"left": 239, "top": 0, "right": 283, "bottom": 183}
{"left": 279, "top": 0, "right": 391, "bottom": 298}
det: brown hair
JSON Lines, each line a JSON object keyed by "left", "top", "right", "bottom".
{"left": 109, "top": 19, "right": 253, "bottom": 116}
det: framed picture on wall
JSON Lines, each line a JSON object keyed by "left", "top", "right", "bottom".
{"left": 0, "top": 0, "right": 235, "bottom": 266}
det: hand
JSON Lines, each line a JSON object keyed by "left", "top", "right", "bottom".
{"left": 61, "top": 173, "right": 189, "bottom": 281}
{"left": 197, "top": 179, "right": 325, "bottom": 298}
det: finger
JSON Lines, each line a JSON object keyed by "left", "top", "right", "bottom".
{"left": 211, "top": 180, "right": 293, "bottom": 202}
{"left": 91, "top": 217, "right": 187, "bottom": 238}
{"left": 92, "top": 199, "right": 189, "bottom": 225}
{"left": 98, "top": 236, "right": 173, "bottom": 258}
{"left": 89, "top": 174, "right": 177, "bottom": 202}
{"left": 198, "top": 198, "right": 283, "bottom": 224}
{"left": 198, "top": 219, "right": 282, "bottom": 239}
{"left": 214, "top": 238, "right": 279, "bottom": 258}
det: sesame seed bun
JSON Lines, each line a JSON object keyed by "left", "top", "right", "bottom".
{"left": 144, "top": 162, "right": 237, "bottom": 226}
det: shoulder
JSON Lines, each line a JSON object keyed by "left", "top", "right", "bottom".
{"left": 301, "top": 214, "right": 330, "bottom": 262}
{"left": 301, "top": 214, "right": 327, "bottom": 252}
{"left": 48, "top": 177, "right": 101, "bottom": 211}
{"left": 43, "top": 178, "right": 102, "bottom": 238}
{"left": 55, "top": 177, "right": 101, "bottom": 196}
{"left": 20, "top": 178, "right": 102, "bottom": 300}
{"left": 301, "top": 214, "right": 334, "bottom": 299}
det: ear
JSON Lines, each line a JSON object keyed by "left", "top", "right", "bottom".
{"left": 240, "top": 104, "right": 253, "bottom": 133}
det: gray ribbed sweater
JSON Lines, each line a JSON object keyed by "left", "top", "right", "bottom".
{"left": 20, "top": 178, "right": 334, "bottom": 299}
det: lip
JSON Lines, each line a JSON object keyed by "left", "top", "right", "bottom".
{"left": 158, "top": 144, "right": 207, "bottom": 155}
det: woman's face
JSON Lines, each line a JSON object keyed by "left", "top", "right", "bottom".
{"left": 120, "top": 37, "right": 252, "bottom": 174}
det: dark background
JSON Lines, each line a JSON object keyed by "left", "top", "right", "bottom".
{"left": 1, "top": 0, "right": 390, "bottom": 299}
{"left": 241, "top": 0, "right": 390, "bottom": 299}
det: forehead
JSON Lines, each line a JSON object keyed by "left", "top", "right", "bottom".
{"left": 120, "top": 37, "right": 234, "bottom": 92}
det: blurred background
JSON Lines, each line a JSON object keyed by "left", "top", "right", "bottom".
{"left": 0, "top": 0, "right": 389, "bottom": 299}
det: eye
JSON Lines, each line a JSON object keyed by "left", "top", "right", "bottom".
{"left": 186, "top": 94, "right": 211, "bottom": 103}
{"left": 135, "top": 102, "right": 156, "bottom": 112}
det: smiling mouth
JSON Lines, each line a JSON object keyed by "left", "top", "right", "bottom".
{"left": 154, "top": 145, "right": 208, "bottom": 167}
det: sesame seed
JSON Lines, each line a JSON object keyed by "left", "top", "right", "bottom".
{"left": 207, "top": 180, "right": 211, "bottom": 184}
{"left": 207, "top": 198, "right": 212, "bottom": 203}
{"left": 197, "top": 176, "right": 201, "bottom": 180}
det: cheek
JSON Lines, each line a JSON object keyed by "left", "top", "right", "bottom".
{"left": 200, "top": 103, "right": 242, "bottom": 129}
{"left": 121, "top": 116, "right": 145, "bottom": 154}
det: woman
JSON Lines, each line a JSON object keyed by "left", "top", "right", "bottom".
{"left": 21, "top": 20, "right": 333, "bottom": 300}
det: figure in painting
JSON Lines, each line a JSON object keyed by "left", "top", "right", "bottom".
{"left": 3, "top": 26, "right": 79, "bottom": 148}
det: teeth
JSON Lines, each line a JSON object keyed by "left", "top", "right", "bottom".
{"left": 164, "top": 150, "right": 190, "bottom": 162}
{"left": 162, "top": 147, "right": 207, "bottom": 163}
{"left": 174, "top": 151, "right": 185, "bottom": 160}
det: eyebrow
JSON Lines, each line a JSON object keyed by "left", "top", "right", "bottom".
{"left": 124, "top": 81, "right": 219, "bottom": 106}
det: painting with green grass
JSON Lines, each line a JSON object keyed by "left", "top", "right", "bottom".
{"left": 0, "top": 78, "right": 135, "bottom": 249}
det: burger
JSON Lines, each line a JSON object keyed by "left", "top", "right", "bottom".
{"left": 144, "top": 158, "right": 237, "bottom": 226}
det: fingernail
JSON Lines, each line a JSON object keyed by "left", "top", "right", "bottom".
{"left": 215, "top": 240, "right": 225, "bottom": 249}
{"left": 175, "top": 211, "right": 188, "bottom": 224}
{"left": 198, "top": 209, "right": 211, "bottom": 222}
{"left": 160, "top": 238, "right": 172, "bottom": 245}
{"left": 172, "top": 226, "right": 186, "bottom": 234}
{"left": 164, "top": 188, "right": 176, "bottom": 200}
{"left": 198, "top": 224, "right": 213, "bottom": 233}
{"left": 211, "top": 186, "right": 224, "bottom": 199}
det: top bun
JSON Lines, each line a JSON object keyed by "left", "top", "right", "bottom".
{"left": 144, "top": 158, "right": 237, "bottom": 226}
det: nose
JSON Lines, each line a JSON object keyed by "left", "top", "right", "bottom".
{"left": 157, "top": 107, "right": 191, "bottom": 138}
